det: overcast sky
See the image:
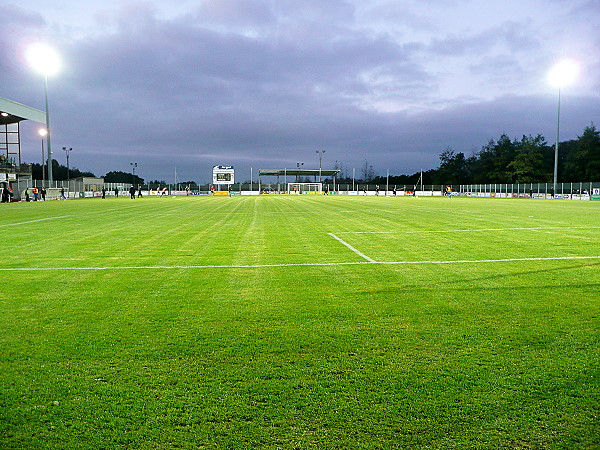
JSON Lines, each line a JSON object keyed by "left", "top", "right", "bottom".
{"left": 2, "top": 0, "right": 599, "bottom": 183}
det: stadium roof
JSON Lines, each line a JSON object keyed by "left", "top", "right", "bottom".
{"left": 259, "top": 169, "right": 340, "bottom": 178}
{"left": 0, "top": 97, "right": 46, "bottom": 125}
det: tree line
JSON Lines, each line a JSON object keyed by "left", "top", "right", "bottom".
{"left": 332, "top": 124, "right": 599, "bottom": 186}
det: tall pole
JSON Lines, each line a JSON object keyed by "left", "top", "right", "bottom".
{"left": 44, "top": 73, "right": 53, "bottom": 183}
{"left": 250, "top": 167, "right": 253, "bottom": 192}
{"left": 39, "top": 129, "right": 47, "bottom": 185}
{"left": 553, "top": 88, "right": 561, "bottom": 192}
{"left": 130, "top": 162, "right": 137, "bottom": 187}
{"left": 316, "top": 150, "right": 326, "bottom": 183}
{"left": 41, "top": 137, "right": 45, "bottom": 185}
{"left": 386, "top": 169, "right": 389, "bottom": 195}
{"left": 62, "top": 147, "right": 72, "bottom": 180}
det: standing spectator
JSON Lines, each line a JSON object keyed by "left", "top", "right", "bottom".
{"left": 137, "top": 187, "right": 143, "bottom": 198}
{"left": 25, "top": 188, "right": 31, "bottom": 202}
{"left": 114, "top": 187, "right": 119, "bottom": 197}
{"left": 60, "top": 187, "right": 66, "bottom": 200}
{"left": 33, "top": 187, "right": 39, "bottom": 201}
{"left": 101, "top": 187, "right": 106, "bottom": 199}
{"left": 41, "top": 187, "right": 46, "bottom": 201}
{"left": 129, "top": 186, "right": 136, "bottom": 199}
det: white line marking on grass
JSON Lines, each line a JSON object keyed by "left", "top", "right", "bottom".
{"left": 344, "top": 226, "right": 600, "bottom": 234}
{"left": 0, "top": 215, "right": 73, "bottom": 227}
{"left": 328, "top": 233, "right": 377, "bottom": 262}
{"left": 1, "top": 255, "right": 599, "bottom": 272}
{"left": 379, "top": 255, "right": 600, "bottom": 265}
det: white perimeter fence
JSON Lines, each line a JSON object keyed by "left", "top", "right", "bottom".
{"left": 6, "top": 180, "right": 600, "bottom": 201}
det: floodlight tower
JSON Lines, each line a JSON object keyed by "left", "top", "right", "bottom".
{"left": 548, "top": 59, "right": 579, "bottom": 193}
{"left": 27, "top": 43, "right": 60, "bottom": 183}
{"left": 39, "top": 128, "right": 47, "bottom": 184}
{"left": 130, "top": 162, "right": 138, "bottom": 187}
{"left": 62, "top": 147, "right": 73, "bottom": 180}
{"left": 316, "top": 150, "right": 326, "bottom": 182}
{"left": 296, "top": 162, "right": 303, "bottom": 182}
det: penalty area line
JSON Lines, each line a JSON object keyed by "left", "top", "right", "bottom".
{"left": 0, "top": 215, "right": 73, "bottom": 228}
{"left": 327, "top": 232, "right": 377, "bottom": 263}
{"left": 1, "top": 255, "right": 599, "bottom": 272}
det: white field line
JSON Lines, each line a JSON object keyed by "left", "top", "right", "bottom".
{"left": 1, "top": 255, "right": 600, "bottom": 272}
{"left": 343, "top": 226, "right": 600, "bottom": 234}
{"left": 328, "top": 232, "right": 377, "bottom": 263}
{"left": 0, "top": 215, "right": 74, "bottom": 227}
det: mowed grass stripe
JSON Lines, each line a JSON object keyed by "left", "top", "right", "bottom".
{"left": 1, "top": 195, "right": 599, "bottom": 448}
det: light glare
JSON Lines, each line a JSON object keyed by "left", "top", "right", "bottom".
{"left": 26, "top": 43, "right": 60, "bottom": 76}
{"left": 548, "top": 59, "right": 579, "bottom": 88}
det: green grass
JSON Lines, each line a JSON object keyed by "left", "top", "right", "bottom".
{"left": 1, "top": 195, "right": 599, "bottom": 448}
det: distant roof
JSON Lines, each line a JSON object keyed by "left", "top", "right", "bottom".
{"left": 259, "top": 168, "right": 341, "bottom": 177}
{"left": 0, "top": 97, "right": 46, "bottom": 125}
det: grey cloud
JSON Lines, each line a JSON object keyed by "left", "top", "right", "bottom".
{"left": 3, "top": 0, "right": 599, "bottom": 184}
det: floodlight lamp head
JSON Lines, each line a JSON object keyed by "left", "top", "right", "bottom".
{"left": 548, "top": 59, "right": 579, "bottom": 89}
{"left": 26, "top": 43, "right": 60, "bottom": 76}
{"left": 39, "top": 128, "right": 48, "bottom": 137}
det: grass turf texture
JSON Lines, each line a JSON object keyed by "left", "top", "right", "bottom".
{"left": 1, "top": 195, "right": 598, "bottom": 449}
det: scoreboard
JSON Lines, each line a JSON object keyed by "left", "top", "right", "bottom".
{"left": 212, "top": 165, "right": 235, "bottom": 185}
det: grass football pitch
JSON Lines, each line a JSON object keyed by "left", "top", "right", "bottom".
{"left": 1, "top": 195, "right": 598, "bottom": 448}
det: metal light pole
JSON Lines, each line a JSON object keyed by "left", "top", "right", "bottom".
{"left": 62, "top": 147, "right": 72, "bottom": 179}
{"left": 316, "top": 150, "right": 326, "bottom": 183}
{"left": 43, "top": 73, "right": 54, "bottom": 183}
{"left": 63, "top": 147, "right": 72, "bottom": 192}
{"left": 548, "top": 59, "right": 578, "bottom": 194}
{"left": 296, "top": 162, "right": 303, "bottom": 183}
{"left": 553, "top": 89, "right": 561, "bottom": 192}
{"left": 130, "top": 162, "right": 137, "bottom": 187}
{"left": 27, "top": 44, "right": 60, "bottom": 184}
{"left": 39, "top": 128, "right": 47, "bottom": 185}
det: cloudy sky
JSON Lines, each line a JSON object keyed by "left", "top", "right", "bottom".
{"left": 2, "top": 0, "right": 599, "bottom": 183}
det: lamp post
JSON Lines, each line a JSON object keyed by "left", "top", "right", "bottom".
{"left": 316, "top": 150, "right": 326, "bottom": 183}
{"left": 62, "top": 147, "right": 72, "bottom": 179}
{"left": 27, "top": 44, "right": 60, "bottom": 184}
{"left": 63, "top": 147, "right": 72, "bottom": 191}
{"left": 548, "top": 59, "right": 578, "bottom": 193}
{"left": 130, "top": 162, "right": 138, "bottom": 187}
{"left": 39, "top": 129, "right": 47, "bottom": 185}
{"left": 296, "top": 162, "right": 303, "bottom": 183}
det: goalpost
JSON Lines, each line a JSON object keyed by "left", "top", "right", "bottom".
{"left": 287, "top": 182, "right": 322, "bottom": 194}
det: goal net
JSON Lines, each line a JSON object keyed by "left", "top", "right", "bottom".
{"left": 288, "top": 183, "right": 322, "bottom": 194}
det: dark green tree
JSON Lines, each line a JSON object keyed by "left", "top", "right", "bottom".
{"left": 29, "top": 159, "right": 95, "bottom": 180}
{"left": 104, "top": 170, "right": 144, "bottom": 186}
{"left": 563, "top": 124, "right": 600, "bottom": 181}
{"left": 433, "top": 147, "right": 472, "bottom": 185}
{"left": 507, "top": 134, "right": 550, "bottom": 183}
{"left": 473, "top": 134, "right": 518, "bottom": 183}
